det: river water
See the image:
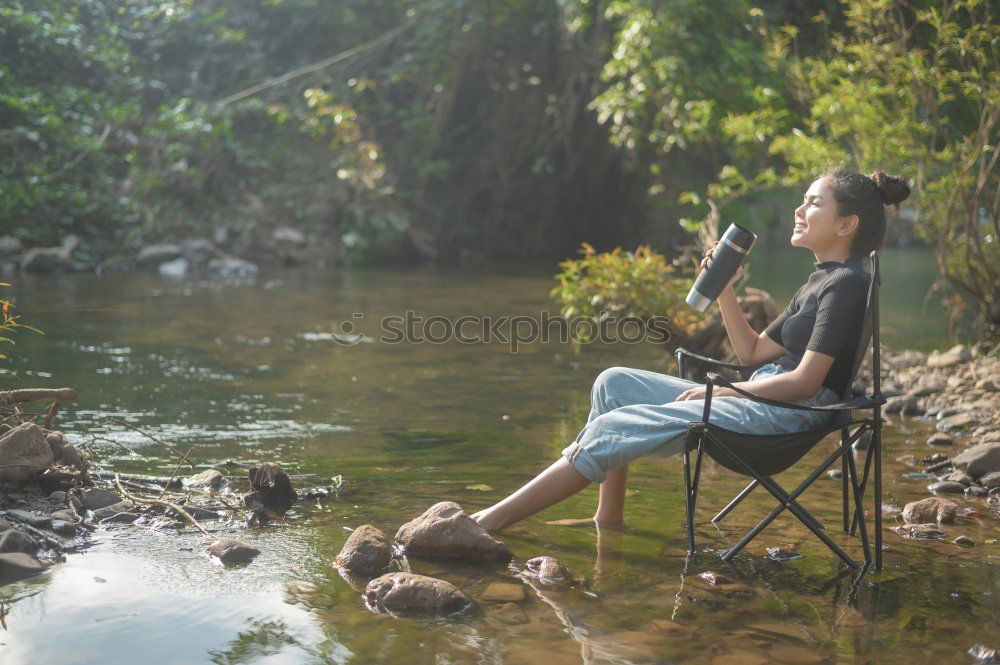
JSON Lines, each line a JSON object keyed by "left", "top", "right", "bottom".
{"left": 1, "top": 248, "right": 997, "bottom": 665}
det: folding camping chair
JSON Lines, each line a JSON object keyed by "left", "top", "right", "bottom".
{"left": 675, "top": 250, "right": 886, "bottom": 571}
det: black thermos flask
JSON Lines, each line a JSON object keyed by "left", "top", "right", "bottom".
{"left": 685, "top": 223, "right": 757, "bottom": 311}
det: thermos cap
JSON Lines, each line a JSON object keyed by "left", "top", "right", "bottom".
{"left": 720, "top": 223, "right": 757, "bottom": 254}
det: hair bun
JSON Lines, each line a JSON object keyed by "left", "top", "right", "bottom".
{"left": 869, "top": 170, "right": 911, "bottom": 207}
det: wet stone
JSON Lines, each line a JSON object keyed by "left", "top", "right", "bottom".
{"left": 978, "top": 471, "right": 1000, "bottom": 489}
{"left": 395, "top": 502, "right": 513, "bottom": 561}
{"left": 92, "top": 501, "right": 138, "bottom": 523}
{"left": 938, "top": 413, "right": 978, "bottom": 431}
{"left": 0, "top": 518, "right": 10, "bottom": 532}
{"left": 364, "top": 572, "right": 470, "bottom": 616}
{"left": 524, "top": 556, "right": 568, "bottom": 582}
{"left": 927, "top": 432, "right": 955, "bottom": 446}
{"left": 5, "top": 509, "right": 51, "bottom": 528}
{"left": 902, "top": 497, "right": 958, "bottom": 524}
{"left": 940, "top": 469, "right": 975, "bottom": 486}
{"left": 968, "top": 644, "right": 999, "bottom": 664}
{"left": 206, "top": 538, "right": 260, "bottom": 565}
{"left": 0, "top": 553, "right": 46, "bottom": 581}
{"left": 952, "top": 442, "right": 1000, "bottom": 478}
{"left": 185, "top": 469, "right": 225, "bottom": 489}
{"left": 335, "top": 525, "right": 392, "bottom": 574}
{"left": 892, "top": 523, "right": 947, "bottom": 540}
{"left": 954, "top": 535, "right": 976, "bottom": 547}
{"left": 928, "top": 481, "right": 967, "bottom": 494}
{"left": 246, "top": 462, "right": 298, "bottom": 513}
{"left": 0, "top": 529, "right": 38, "bottom": 555}
{"left": 77, "top": 488, "right": 123, "bottom": 511}
{"left": 965, "top": 486, "right": 989, "bottom": 497}
{"left": 50, "top": 520, "right": 76, "bottom": 536}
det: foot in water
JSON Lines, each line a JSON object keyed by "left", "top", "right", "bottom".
{"left": 545, "top": 517, "right": 624, "bottom": 531}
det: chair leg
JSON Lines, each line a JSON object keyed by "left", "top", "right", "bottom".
{"left": 683, "top": 444, "right": 695, "bottom": 557}
{"left": 851, "top": 425, "right": 875, "bottom": 536}
{"left": 846, "top": 446, "right": 871, "bottom": 566}
{"left": 770, "top": 482, "right": 825, "bottom": 532}
{"left": 873, "top": 425, "right": 883, "bottom": 571}
{"left": 841, "top": 427, "right": 850, "bottom": 534}
{"left": 712, "top": 480, "right": 758, "bottom": 524}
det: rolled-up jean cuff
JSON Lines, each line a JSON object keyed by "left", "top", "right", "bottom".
{"left": 561, "top": 442, "right": 606, "bottom": 484}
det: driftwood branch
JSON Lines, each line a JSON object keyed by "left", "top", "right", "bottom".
{"left": 103, "top": 419, "right": 194, "bottom": 469}
{"left": 114, "top": 474, "right": 209, "bottom": 536}
{"left": 0, "top": 388, "right": 78, "bottom": 405}
{"left": 157, "top": 447, "right": 193, "bottom": 501}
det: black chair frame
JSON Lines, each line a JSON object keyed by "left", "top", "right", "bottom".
{"left": 676, "top": 250, "right": 885, "bottom": 572}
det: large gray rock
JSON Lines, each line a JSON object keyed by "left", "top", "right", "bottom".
{"left": 20, "top": 247, "right": 72, "bottom": 273}
{"left": 0, "top": 529, "right": 38, "bottom": 555}
{"left": 335, "top": 525, "right": 392, "bottom": 574}
{"left": 951, "top": 442, "right": 1000, "bottom": 479}
{"left": 0, "top": 553, "right": 46, "bottom": 582}
{"left": 902, "top": 497, "right": 958, "bottom": 524}
{"left": 206, "top": 538, "right": 260, "bottom": 565}
{"left": 978, "top": 471, "right": 1000, "bottom": 489}
{"left": 137, "top": 243, "right": 182, "bottom": 267}
{"left": 394, "top": 502, "right": 513, "bottom": 561}
{"left": 364, "top": 572, "right": 470, "bottom": 616}
{"left": 927, "top": 344, "right": 972, "bottom": 368}
{"left": 75, "top": 487, "right": 123, "bottom": 511}
{"left": 0, "top": 423, "right": 54, "bottom": 482}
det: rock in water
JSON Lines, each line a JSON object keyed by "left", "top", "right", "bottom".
{"left": 891, "top": 523, "right": 946, "bottom": 540}
{"left": 0, "top": 553, "right": 47, "bottom": 581}
{"left": 245, "top": 463, "right": 298, "bottom": 513}
{"left": 951, "top": 443, "right": 1000, "bottom": 479}
{"left": 74, "top": 487, "right": 122, "bottom": 510}
{"left": 364, "top": 572, "right": 470, "bottom": 616}
{"left": 394, "top": 502, "right": 513, "bottom": 561}
{"left": 0, "top": 423, "right": 54, "bottom": 483}
{"left": 206, "top": 539, "right": 260, "bottom": 565}
{"left": 902, "top": 497, "right": 959, "bottom": 524}
{"left": 524, "top": 556, "right": 568, "bottom": 582}
{"left": 186, "top": 469, "right": 225, "bottom": 489}
{"left": 0, "top": 530, "right": 38, "bottom": 555}
{"left": 335, "top": 525, "right": 392, "bottom": 574}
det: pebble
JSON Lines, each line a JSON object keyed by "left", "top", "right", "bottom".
{"left": 4, "top": 509, "right": 51, "bottom": 528}
{"left": 927, "top": 432, "right": 955, "bottom": 446}
{"left": 928, "top": 481, "right": 966, "bottom": 494}
{"left": 953, "top": 536, "right": 976, "bottom": 547}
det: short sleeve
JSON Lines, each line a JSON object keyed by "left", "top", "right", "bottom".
{"left": 764, "top": 292, "right": 798, "bottom": 344}
{"left": 805, "top": 271, "right": 869, "bottom": 357}
{"left": 763, "top": 309, "right": 788, "bottom": 344}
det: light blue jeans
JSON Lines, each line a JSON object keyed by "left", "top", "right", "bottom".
{"left": 562, "top": 364, "right": 840, "bottom": 483}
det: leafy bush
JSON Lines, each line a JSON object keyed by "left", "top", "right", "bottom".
{"left": 550, "top": 243, "right": 707, "bottom": 346}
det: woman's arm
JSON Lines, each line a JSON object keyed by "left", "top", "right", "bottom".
{"left": 702, "top": 243, "right": 788, "bottom": 366}
{"left": 676, "top": 350, "right": 834, "bottom": 402}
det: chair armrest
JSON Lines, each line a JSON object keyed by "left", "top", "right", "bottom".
{"left": 675, "top": 347, "right": 753, "bottom": 372}
{"left": 705, "top": 372, "right": 887, "bottom": 412}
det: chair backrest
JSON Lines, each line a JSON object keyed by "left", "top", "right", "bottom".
{"left": 829, "top": 250, "right": 881, "bottom": 425}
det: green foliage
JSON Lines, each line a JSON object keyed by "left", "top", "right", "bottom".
{"left": 550, "top": 243, "right": 706, "bottom": 345}
{"left": 0, "top": 284, "right": 42, "bottom": 361}
{"left": 710, "top": 0, "right": 999, "bottom": 329}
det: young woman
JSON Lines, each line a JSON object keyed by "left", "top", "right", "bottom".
{"left": 470, "top": 167, "right": 910, "bottom": 533}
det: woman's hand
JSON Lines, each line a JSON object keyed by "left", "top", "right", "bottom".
{"left": 675, "top": 385, "right": 739, "bottom": 401}
{"left": 699, "top": 242, "right": 745, "bottom": 289}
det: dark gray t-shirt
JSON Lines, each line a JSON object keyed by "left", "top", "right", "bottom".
{"left": 763, "top": 254, "right": 870, "bottom": 398}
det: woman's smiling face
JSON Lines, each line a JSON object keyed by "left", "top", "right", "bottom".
{"left": 791, "top": 177, "right": 851, "bottom": 252}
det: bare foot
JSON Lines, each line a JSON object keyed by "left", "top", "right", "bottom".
{"left": 545, "top": 517, "right": 624, "bottom": 531}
